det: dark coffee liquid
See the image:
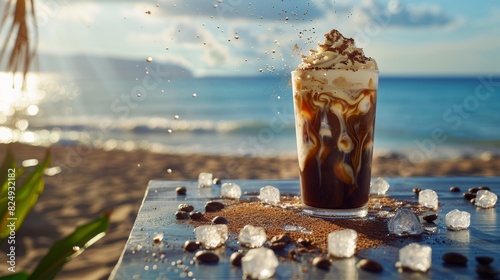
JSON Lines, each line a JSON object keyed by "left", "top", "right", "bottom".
{"left": 295, "top": 88, "right": 377, "bottom": 209}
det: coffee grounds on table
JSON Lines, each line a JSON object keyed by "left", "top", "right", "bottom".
{"left": 189, "top": 196, "right": 424, "bottom": 253}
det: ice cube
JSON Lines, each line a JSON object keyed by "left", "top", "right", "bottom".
{"left": 418, "top": 189, "right": 438, "bottom": 209}
{"left": 399, "top": 243, "right": 432, "bottom": 272}
{"left": 195, "top": 225, "right": 228, "bottom": 249}
{"left": 238, "top": 225, "right": 267, "bottom": 248}
{"left": 388, "top": 209, "right": 424, "bottom": 236}
{"left": 328, "top": 229, "right": 357, "bottom": 258}
{"left": 445, "top": 209, "right": 470, "bottom": 230}
{"left": 475, "top": 190, "right": 498, "bottom": 208}
{"left": 198, "top": 172, "right": 213, "bottom": 188}
{"left": 370, "top": 177, "right": 390, "bottom": 195}
{"left": 242, "top": 247, "right": 279, "bottom": 279}
{"left": 221, "top": 182, "right": 242, "bottom": 199}
{"left": 259, "top": 185, "right": 280, "bottom": 205}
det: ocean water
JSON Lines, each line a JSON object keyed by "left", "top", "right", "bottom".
{"left": 1, "top": 73, "right": 500, "bottom": 159}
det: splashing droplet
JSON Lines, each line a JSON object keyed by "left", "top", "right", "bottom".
{"left": 167, "top": 129, "right": 173, "bottom": 134}
{"left": 259, "top": 69, "right": 263, "bottom": 72}
{"left": 146, "top": 57, "right": 153, "bottom": 63}
{"left": 192, "top": 93, "right": 197, "bottom": 97}
{"left": 234, "top": 35, "right": 239, "bottom": 39}
{"left": 213, "top": 4, "right": 218, "bottom": 8}
{"left": 174, "top": 115, "right": 180, "bottom": 120}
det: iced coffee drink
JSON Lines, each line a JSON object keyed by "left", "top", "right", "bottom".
{"left": 292, "top": 29, "right": 378, "bottom": 218}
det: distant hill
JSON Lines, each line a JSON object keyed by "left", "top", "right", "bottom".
{"left": 36, "top": 53, "right": 193, "bottom": 79}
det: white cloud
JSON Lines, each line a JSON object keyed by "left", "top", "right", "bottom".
{"left": 45, "top": 2, "right": 103, "bottom": 25}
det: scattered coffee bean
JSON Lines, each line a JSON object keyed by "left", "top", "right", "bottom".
{"left": 205, "top": 201, "right": 225, "bottom": 212}
{"left": 175, "top": 211, "right": 190, "bottom": 220}
{"left": 194, "top": 250, "right": 219, "bottom": 263}
{"left": 212, "top": 178, "right": 222, "bottom": 185}
{"left": 230, "top": 252, "right": 244, "bottom": 267}
{"left": 422, "top": 212, "right": 438, "bottom": 223}
{"left": 312, "top": 256, "right": 331, "bottom": 270}
{"left": 468, "top": 187, "right": 479, "bottom": 194}
{"left": 476, "top": 265, "right": 499, "bottom": 277}
{"left": 413, "top": 187, "right": 422, "bottom": 194}
{"left": 271, "top": 233, "right": 293, "bottom": 244}
{"left": 176, "top": 186, "right": 187, "bottom": 195}
{"left": 478, "top": 186, "right": 491, "bottom": 191}
{"left": 297, "top": 237, "right": 312, "bottom": 247}
{"left": 449, "top": 186, "right": 461, "bottom": 192}
{"left": 189, "top": 211, "right": 203, "bottom": 219}
{"left": 212, "top": 216, "right": 228, "bottom": 224}
{"left": 442, "top": 252, "right": 468, "bottom": 265}
{"left": 178, "top": 204, "right": 194, "bottom": 212}
{"left": 463, "top": 192, "right": 476, "bottom": 200}
{"left": 269, "top": 242, "right": 286, "bottom": 251}
{"left": 357, "top": 258, "right": 383, "bottom": 272}
{"left": 476, "top": 256, "right": 494, "bottom": 265}
{"left": 183, "top": 240, "right": 200, "bottom": 252}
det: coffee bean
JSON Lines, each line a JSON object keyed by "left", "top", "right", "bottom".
{"left": 463, "top": 192, "right": 476, "bottom": 200}
{"left": 422, "top": 212, "right": 438, "bottom": 223}
{"left": 468, "top": 187, "right": 479, "bottom": 194}
{"left": 230, "top": 252, "right": 244, "bottom": 266}
{"left": 476, "top": 256, "right": 494, "bottom": 265}
{"left": 212, "top": 216, "right": 228, "bottom": 224}
{"left": 178, "top": 204, "right": 194, "bottom": 212}
{"left": 194, "top": 250, "right": 219, "bottom": 263}
{"left": 312, "top": 256, "right": 331, "bottom": 270}
{"left": 478, "top": 186, "right": 491, "bottom": 191}
{"left": 269, "top": 242, "right": 286, "bottom": 251}
{"left": 271, "top": 233, "right": 293, "bottom": 244}
{"left": 183, "top": 240, "right": 200, "bottom": 252}
{"left": 205, "top": 201, "right": 224, "bottom": 212}
{"left": 189, "top": 211, "right": 203, "bottom": 219}
{"left": 476, "top": 265, "right": 499, "bottom": 277}
{"left": 413, "top": 187, "right": 422, "bottom": 194}
{"left": 297, "top": 237, "right": 312, "bottom": 247}
{"left": 357, "top": 258, "right": 383, "bottom": 272}
{"left": 442, "top": 252, "right": 468, "bottom": 265}
{"left": 176, "top": 186, "right": 187, "bottom": 195}
{"left": 175, "top": 211, "right": 190, "bottom": 220}
{"left": 449, "top": 186, "right": 461, "bottom": 192}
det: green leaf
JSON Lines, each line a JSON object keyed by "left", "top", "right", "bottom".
{"left": 0, "top": 149, "right": 50, "bottom": 242}
{"left": 28, "top": 212, "right": 111, "bottom": 280}
{"left": 0, "top": 272, "right": 30, "bottom": 280}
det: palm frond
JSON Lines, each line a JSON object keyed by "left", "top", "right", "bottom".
{"left": 0, "top": 0, "right": 38, "bottom": 88}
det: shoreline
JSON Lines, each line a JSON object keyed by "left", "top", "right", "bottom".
{"left": 0, "top": 143, "right": 499, "bottom": 279}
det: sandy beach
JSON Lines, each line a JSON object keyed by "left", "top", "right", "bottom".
{"left": 0, "top": 142, "right": 499, "bottom": 279}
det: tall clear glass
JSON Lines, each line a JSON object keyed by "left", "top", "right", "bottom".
{"left": 292, "top": 69, "right": 378, "bottom": 218}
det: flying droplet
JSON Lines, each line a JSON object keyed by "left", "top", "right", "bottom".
{"left": 167, "top": 129, "right": 173, "bottom": 134}
{"left": 259, "top": 69, "right": 263, "bottom": 72}
{"left": 174, "top": 115, "right": 180, "bottom": 120}
{"left": 166, "top": 169, "right": 172, "bottom": 174}
{"left": 213, "top": 4, "right": 218, "bottom": 8}
{"left": 146, "top": 57, "right": 153, "bottom": 63}
{"left": 137, "top": 164, "right": 141, "bottom": 167}
{"left": 192, "top": 93, "right": 197, "bottom": 97}
{"left": 272, "top": 50, "right": 276, "bottom": 53}
{"left": 72, "top": 246, "right": 80, "bottom": 252}
{"left": 235, "top": 35, "right": 239, "bottom": 39}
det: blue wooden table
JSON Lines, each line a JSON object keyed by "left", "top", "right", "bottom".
{"left": 109, "top": 177, "right": 500, "bottom": 279}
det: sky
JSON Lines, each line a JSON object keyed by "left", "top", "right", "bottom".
{"left": 30, "top": 0, "right": 500, "bottom": 77}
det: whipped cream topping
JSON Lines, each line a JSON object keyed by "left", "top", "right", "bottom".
{"left": 298, "top": 29, "right": 378, "bottom": 71}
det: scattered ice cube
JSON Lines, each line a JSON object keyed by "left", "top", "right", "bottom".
{"left": 242, "top": 247, "right": 279, "bottom": 279}
{"left": 328, "top": 229, "right": 357, "bottom": 258}
{"left": 418, "top": 189, "right": 438, "bottom": 209}
{"left": 238, "top": 225, "right": 267, "bottom": 248}
{"left": 445, "top": 209, "right": 470, "bottom": 231}
{"left": 399, "top": 243, "right": 432, "bottom": 272}
{"left": 195, "top": 225, "right": 228, "bottom": 249}
{"left": 475, "top": 190, "right": 498, "bottom": 208}
{"left": 370, "top": 177, "right": 390, "bottom": 195}
{"left": 259, "top": 185, "right": 280, "bottom": 205}
{"left": 221, "top": 182, "right": 242, "bottom": 199}
{"left": 198, "top": 172, "right": 213, "bottom": 188}
{"left": 388, "top": 209, "right": 424, "bottom": 236}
